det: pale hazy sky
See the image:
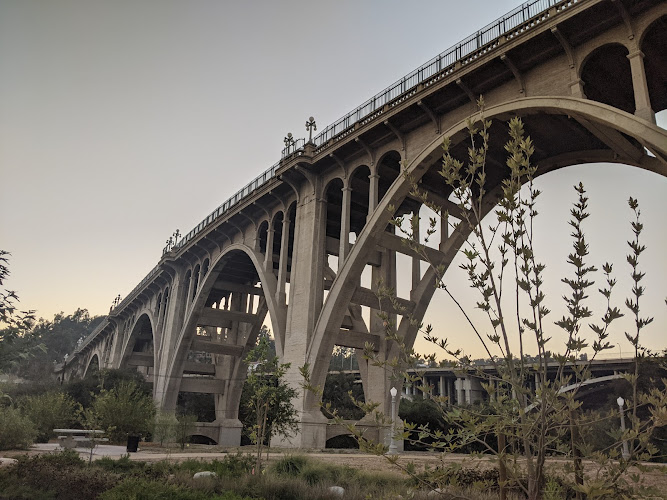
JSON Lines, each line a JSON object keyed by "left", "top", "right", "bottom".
{"left": 1, "top": 0, "right": 665, "bottom": 359}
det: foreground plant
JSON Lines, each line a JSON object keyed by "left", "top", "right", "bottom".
{"left": 306, "top": 101, "right": 666, "bottom": 499}
{"left": 244, "top": 336, "right": 298, "bottom": 472}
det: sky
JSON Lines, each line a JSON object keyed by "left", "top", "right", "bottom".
{"left": 1, "top": 0, "right": 665, "bottom": 360}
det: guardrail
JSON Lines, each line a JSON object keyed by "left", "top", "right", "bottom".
{"left": 68, "top": 318, "right": 110, "bottom": 360}
{"left": 160, "top": 0, "right": 572, "bottom": 260}
{"left": 109, "top": 0, "right": 576, "bottom": 324}
{"left": 311, "top": 0, "right": 566, "bottom": 147}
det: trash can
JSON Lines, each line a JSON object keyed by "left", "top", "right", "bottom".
{"left": 126, "top": 435, "right": 140, "bottom": 453}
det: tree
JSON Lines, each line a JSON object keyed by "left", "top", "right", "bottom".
{"left": 0, "top": 405, "right": 36, "bottom": 450}
{"left": 243, "top": 336, "right": 298, "bottom": 471}
{"left": 304, "top": 105, "right": 666, "bottom": 499}
{"left": 0, "top": 251, "right": 40, "bottom": 375}
{"left": 375, "top": 107, "right": 667, "bottom": 499}
{"left": 152, "top": 410, "right": 178, "bottom": 447}
{"left": 321, "top": 371, "right": 365, "bottom": 420}
{"left": 63, "top": 368, "right": 152, "bottom": 409}
{"left": 174, "top": 413, "right": 197, "bottom": 450}
{"left": 87, "top": 380, "right": 156, "bottom": 443}
{"left": 18, "top": 391, "right": 80, "bottom": 442}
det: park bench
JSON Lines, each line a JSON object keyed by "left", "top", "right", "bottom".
{"left": 53, "top": 429, "right": 107, "bottom": 449}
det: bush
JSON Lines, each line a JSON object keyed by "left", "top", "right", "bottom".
{"left": 414, "top": 464, "right": 500, "bottom": 490}
{"left": 176, "top": 453, "right": 254, "bottom": 478}
{"left": 270, "top": 455, "right": 309, "bottom": 477}
{"left": 87, "top": 381, "right": 156, "bottom": 443}
{"left": 0, "top": 405, "right": 36, "bottom": 450}
{"left": 99, "top": 478, "right": 255, "bottom": 500}
{"left": 174, "top": 413, "right": 198, "bottom": 450}
{"left": 152, "top": 410, "right": 178, "bottom": 446}
{"left": 18, "top": 391, "right": 80, "bottom": 442}
{"left": 2, "top": 450, "right": 118, "bottom": 500}
{"left": 95, "top": 454, "right": 140, "bottom": 474}
{"left": 63, "top": 368, "right": 152, "bottom": 408}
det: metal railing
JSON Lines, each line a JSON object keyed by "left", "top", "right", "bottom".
{"left": 160, "top": 0, "right": 569, "bottom": 260}
{"left": 68, "top": 318, "right": 110, "bottom": 360}
{"left": 115, "top": 0, "right": 574, "bottom": 323}
{"left": 312, "top": 0, "right": 566, "bottom": 147}
{"left": 162, "top": 161, "right": 281, "bottom": 256}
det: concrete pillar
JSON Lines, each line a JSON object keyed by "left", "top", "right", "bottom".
{"left": 368, "top": 172, "right": 379, "bottom": 219}
{"left": 276, "top": 215, "right": 291, "bottom": 305}
{"left": 264, "top": 227, "right": 275, "bottom": 273}
{"left": 627, "top": 50, "right": 655, "bottom": 123}
{"left": 439, "top": 213, "right": 449, "bottom": 251}
{"left": 154, "top": 266, "right": 190, "bottom": 413}
{"left": 362, "top": 237, "right": 397, "bottom": 417}
{"left": 278, "top": 184, "right": 328, "bottom": 448}
{"left": 455, "top": 378, "right": 464, "bottom": 405}
{"left": 412, "top": 212, "right": 420, "bottom": 289}
{"left": 339, "top": 186, "right": 352, "bottom": 262}
{"left": 210, "top": 291, "right": 249, "bottom": 446}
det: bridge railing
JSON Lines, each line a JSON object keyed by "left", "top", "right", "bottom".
{"left": 162, "top": 161, "right": 280, "bottom": 256}
{"left": 160, "top": 0, "right": 568, "bottom": 260}
{"left": 67, "top": 318, "right": 110, "bottom": 361}
{"left": 312, "top": 0, "right": 563, "bottom": 147}
{"left": 116, "top": 0, "right": 573, "bottom": 322}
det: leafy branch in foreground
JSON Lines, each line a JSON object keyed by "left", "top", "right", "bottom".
{"left": 303, "top": 101, "right": 666, "bottom": 500}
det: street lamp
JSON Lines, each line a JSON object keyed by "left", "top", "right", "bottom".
{"left": 388, "top": 386, "right": 399, "bottom": 455}
{"left": 617, "top": 396, "right": 630, "bottom": 460}
{"left": 283, "top": 133, "right": 295, "bottom": 154}
{"left": 305, "top": 116, "right": 317, "bottom": 143}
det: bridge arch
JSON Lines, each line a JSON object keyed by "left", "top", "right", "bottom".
{"left": 639, "top": 14, "right": 667, "bottom": 114}
{"left": 579, "top": 43, "right": 634, "bottom": 114}
{"left": 118, "top": 312, "right": 156, "bottom": 384}
{"left": 160, "top": 243, "right": 285, "bottom": 415}
{"left": 305, "top": 97, "right": 667, "bottom": 410}
{"left": 376, "top": 150, "right": 402, "bottom": 203}
{"left": 83, "top": 353, "right": 100, "bottom": 379}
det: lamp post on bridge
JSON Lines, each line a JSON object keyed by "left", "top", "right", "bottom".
{"left": 283, "top": 133, "right": 295, "bottom": 155}
{"left": 305, "top": 116, "right": 316, "bottom": 143}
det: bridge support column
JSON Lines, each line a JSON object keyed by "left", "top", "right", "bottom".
{"left": 276, "top": 216, "right": 290, "bottom": 305}
{"left": 352, "top": 238, "right": 402, "bottom": 451}
{"left": 278, "top": 188, "right": 329, "bottom": 449}
{"left": 339, "top": 186, "right": 352, "bottom": 261}
{"left": 264, "top": 227, "right": 275, "bottom": 273}
{"left": 627, "top": 50, "right": 655, "bottom": 124}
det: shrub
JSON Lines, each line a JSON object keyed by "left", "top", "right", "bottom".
{"left": 174, "top": 413, "right": 197, "bottom": 450}
{"left": 3, "top": 450, "right": 117, "bottom": 500}
{"left": 95, "top": 454, "right": 140, "bottom": 474}
{"left": 176, "top": 453, "right": 254, "bottom": 478}
{"left": 87, "top": 381, "right": 156, "bottom": 442}
{"left": 0, "top": 405, "right": 36, "bottom": 450}
{"left": 152, "top": 410, "right": 178, "bottom": 446}
{"left": 99, "top": 478, "right": 255, "bottom": 500}
{"left": 18, "top": 390, "right": 80, "bottom": 442}
{"left": 270, "top": 454, "right": 309, "bottom": 477}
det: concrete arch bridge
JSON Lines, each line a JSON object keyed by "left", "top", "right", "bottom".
{"left": 61, "top": 0, "right": 666, "bottom": 447}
